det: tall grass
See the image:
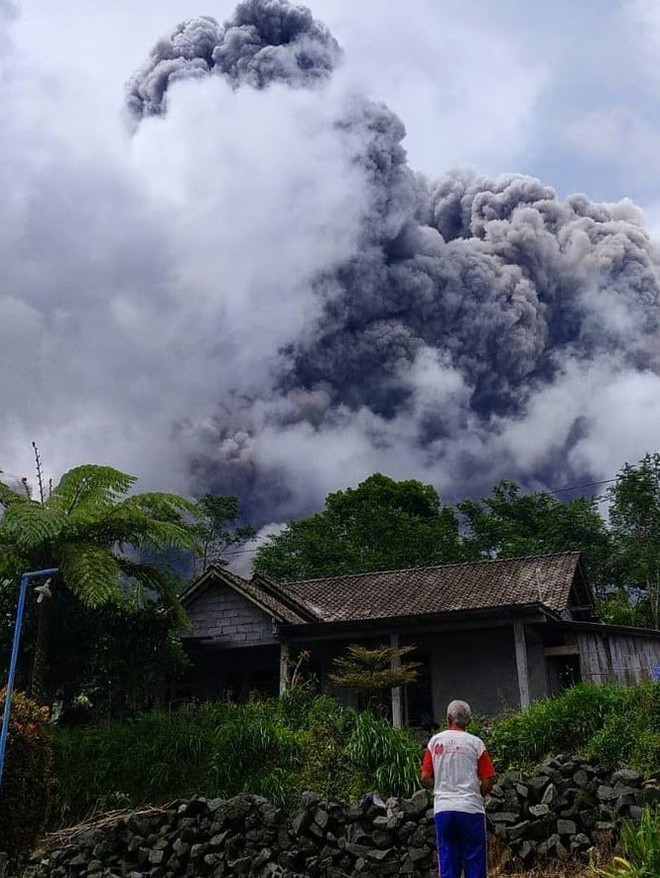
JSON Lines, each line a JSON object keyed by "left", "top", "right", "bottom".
{"left": 54, "top": 703, "right": 230, "bottom": 818}
{"left": 346, "top": 712, "right": 421, "bottom": 798}
{"left": 53, "top": 692, "right": 422, "bottom": 823}
{"left": 590, "top": 808, "right": 660, "bottom": 878}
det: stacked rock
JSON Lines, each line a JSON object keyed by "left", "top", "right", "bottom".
{"left": 486, "top": 755, "right": 655, "bottom": 867}
{"left": 29, "top": 791, "right": 439, "bottom": 878}
{"left": 29, "top": 756, "right": 658, "bottom": 878}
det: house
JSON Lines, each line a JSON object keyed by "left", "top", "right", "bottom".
{"left": 175, "top": 552, "right": 660, "bottom": 725}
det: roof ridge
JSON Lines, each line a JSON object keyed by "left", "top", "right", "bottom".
{"left": 281, "top": 550, "right": 581, "bottom": 587}
{"left": 250, "top": 572, "right": 319, "bottom": 622}
{"left": 181, "top": 565, "right": 309, "bottom": 624}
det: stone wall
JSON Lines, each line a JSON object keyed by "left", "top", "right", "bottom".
{"left": 486, "top": 755, "right": 657, "bottom": 867}
{"left": 30, "top": 756, "right": 659, "bottom": 878}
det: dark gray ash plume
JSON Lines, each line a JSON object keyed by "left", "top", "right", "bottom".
{"left": 127, "top": 0, "right": 341, "bottom": 121}
{"left": 127, "top": 0, "right": 660, "bottom": 523}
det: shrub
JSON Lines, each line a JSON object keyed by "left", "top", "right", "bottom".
{"left": 54, "top": 702, "right": 231, "bottom": 818}
{"left": 276, "top": 676, "right": 323, "bottom": 730}
{"left": 0, "top": 689, "right": 54, "bottom": 862}
{"left": 294, "top": 693, "right": 372, "bottom": 803}
{"left": 211, "top": 715, "right": 305, "bottom": 807}
{"left": 54, "top": 697, "right": 332, "bottom": 818}
{"left": 586, "top": 683, "right": 660, "bottom": 773}
{"left": 484, "top": 683, "right": 658, "bottom": 773}
{"left": 51, "top": 601, "right": 190, "bottom": 724}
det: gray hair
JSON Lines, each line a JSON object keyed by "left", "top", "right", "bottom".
{"left": 447, "top": 700, "right": 471, "bottom": 728}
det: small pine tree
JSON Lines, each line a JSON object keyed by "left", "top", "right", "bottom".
{"left": 329, "top": 643, "right": 421, "bottom": 714}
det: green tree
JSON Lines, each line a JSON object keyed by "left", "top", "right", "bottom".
{"left": 0, "top": 463, "right": 200, "bottom": 701}
{"left": 458, "top": 480, "right": 611, "bottom": 586}
{"left": 253, "top": 473, "right": 465, "bottom": 581}
{"left": 193, "top": 494, "right": 256, "bottom": 576}
{"left": 607, "top": 454, "right": 660, "bottom": 629}
{"left": 49, "top": 596, "right": 189, "bottom": 723}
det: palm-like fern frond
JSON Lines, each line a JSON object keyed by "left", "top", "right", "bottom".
{"left": 139, "top": 519, "right": 200, "bottom": 552}
{"left": 3, "top": 460, "right": 203, "bottom": 702}
{"left": 111, "top": 493, "right": 202, "bottom": 551}
{"left": 59, "top": 544, "right": 123, "bottom": 606}
{"left": 47, "top": 465, "right": 137, "bottom": 516}
{"left": 118, "top": 492, "right": 201, "bottom": 520}
{"left": 0, "top": 501, "right": 68, "bottom": 551}
{"left": 115, "top": 557, "right": 190, "bottom": 629}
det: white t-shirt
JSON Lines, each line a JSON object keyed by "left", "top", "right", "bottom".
{"left": 424, "top": 728, "right": 493, "bottom": 814}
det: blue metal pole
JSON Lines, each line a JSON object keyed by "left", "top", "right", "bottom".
{"left": 0, "top": 567, "right": 59, "bottom": 793}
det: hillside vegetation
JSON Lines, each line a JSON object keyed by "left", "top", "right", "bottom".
{"left": 53, "top": 681, "right": 659, "bottom": 825}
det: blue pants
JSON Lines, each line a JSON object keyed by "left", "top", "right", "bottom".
{"left": 434, "top": 811, "right": 487, "bottom": 878}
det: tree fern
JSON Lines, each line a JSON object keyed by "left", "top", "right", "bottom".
{"left": 0, "top": 462, "right": 202, "bottom": 700}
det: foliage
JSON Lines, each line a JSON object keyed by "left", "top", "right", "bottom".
{"left": 329, "top": 643, "right": 421, "bottom": 713}
{"left": 52, "top": 694, "right": 422, "bottom": 821}
{"left": 193, "top": 494, "right": 256, "bottom": 576}
{"left": 0, "top": 576, "right": 28, "bottom": 684}
{"left": 458, "top": 480, "right": 612, "bottom": 585}
{"left": 276, "top": 676, "right": 324, "bottom": 730}
{"left": 0, "top": 689, "right": 54, "bottom": 862}
{"left": 484, "top": 682, "right": 659, "bottom": 775}
{"left": 345, "top": 711, "right": 421, "bottom": 798}
{"left": 54, "top": 702, "right": 231, "bottom": 820}
{"left": 211, "top": 712, "right": 304, "bottom": 802}
{"left": 0, "top": 583, "right": 188, "bottom": 724}
{"left": 608, "top": 453, "right": 660, "bottom": 628}
{"left": 596, "top": 592, "right": 645, "bottom": 628}
{"left": 0, "top": 462, "right": 201, "bottom": 700}
{"left": 294, "top": 693, "right": 366, "bottom": 802}
{"left": 585, "top": 683, "right": 660, "bottom": 774}
{"left": 49, "top": 683, "right": 660, "bottom": 830}
{"left": 0, "top": 463, "right": 200, "bottom": 607}
{"left": 49, "top": 597, "right": 189, "bottom": 724}
{"left": 253, "top": 473, "right": 465, "bottom": 581}
{"left": 590, "top": 808, "right": 660, "bottom": 878}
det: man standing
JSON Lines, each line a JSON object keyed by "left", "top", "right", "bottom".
{"left": 421, "top": 699, "right": 495, "bottom": 878}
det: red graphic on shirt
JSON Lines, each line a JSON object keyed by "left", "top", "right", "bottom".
{"left": 434, "top": 743, "right": 444, "bottom": 755}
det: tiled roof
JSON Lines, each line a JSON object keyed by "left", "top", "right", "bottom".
{"left": 180, "top": 566, "right": 309, "bottom": 624}
{"left": 275, "top": 552, "right": 582, "bottom": 625}
{"left": 230, "top": 571, "right": 310, "bottom": 624}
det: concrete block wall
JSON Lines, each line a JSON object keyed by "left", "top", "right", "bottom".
{"left": 186, "top": 583, "right": 277, "bottom": 648}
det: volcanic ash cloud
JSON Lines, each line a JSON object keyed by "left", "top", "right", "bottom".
{"left": 124, "top": 0, "right": 660, "bottom": 521}
{"left": 4, "top": 0, "right": 659, "bottom": 523}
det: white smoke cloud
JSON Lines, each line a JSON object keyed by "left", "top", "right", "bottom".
{"left": 0, "top": 6, "right": 369, "bottom": 492}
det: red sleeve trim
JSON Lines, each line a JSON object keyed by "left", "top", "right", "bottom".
{"left": 421, "top": 748, "right": 434, "bottom": 776}
{"left": 477, "top": 750, "right": 495, "bottom": 780}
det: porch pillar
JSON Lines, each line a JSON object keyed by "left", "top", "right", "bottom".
{"left": 279, "top": 643, "right": 290, "bottom": 695}
{"left": 390, "top": 633, "right": 403, "bottom": 728}
{"left": 513, "top": 621, "right": 530, "bottom": 710}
